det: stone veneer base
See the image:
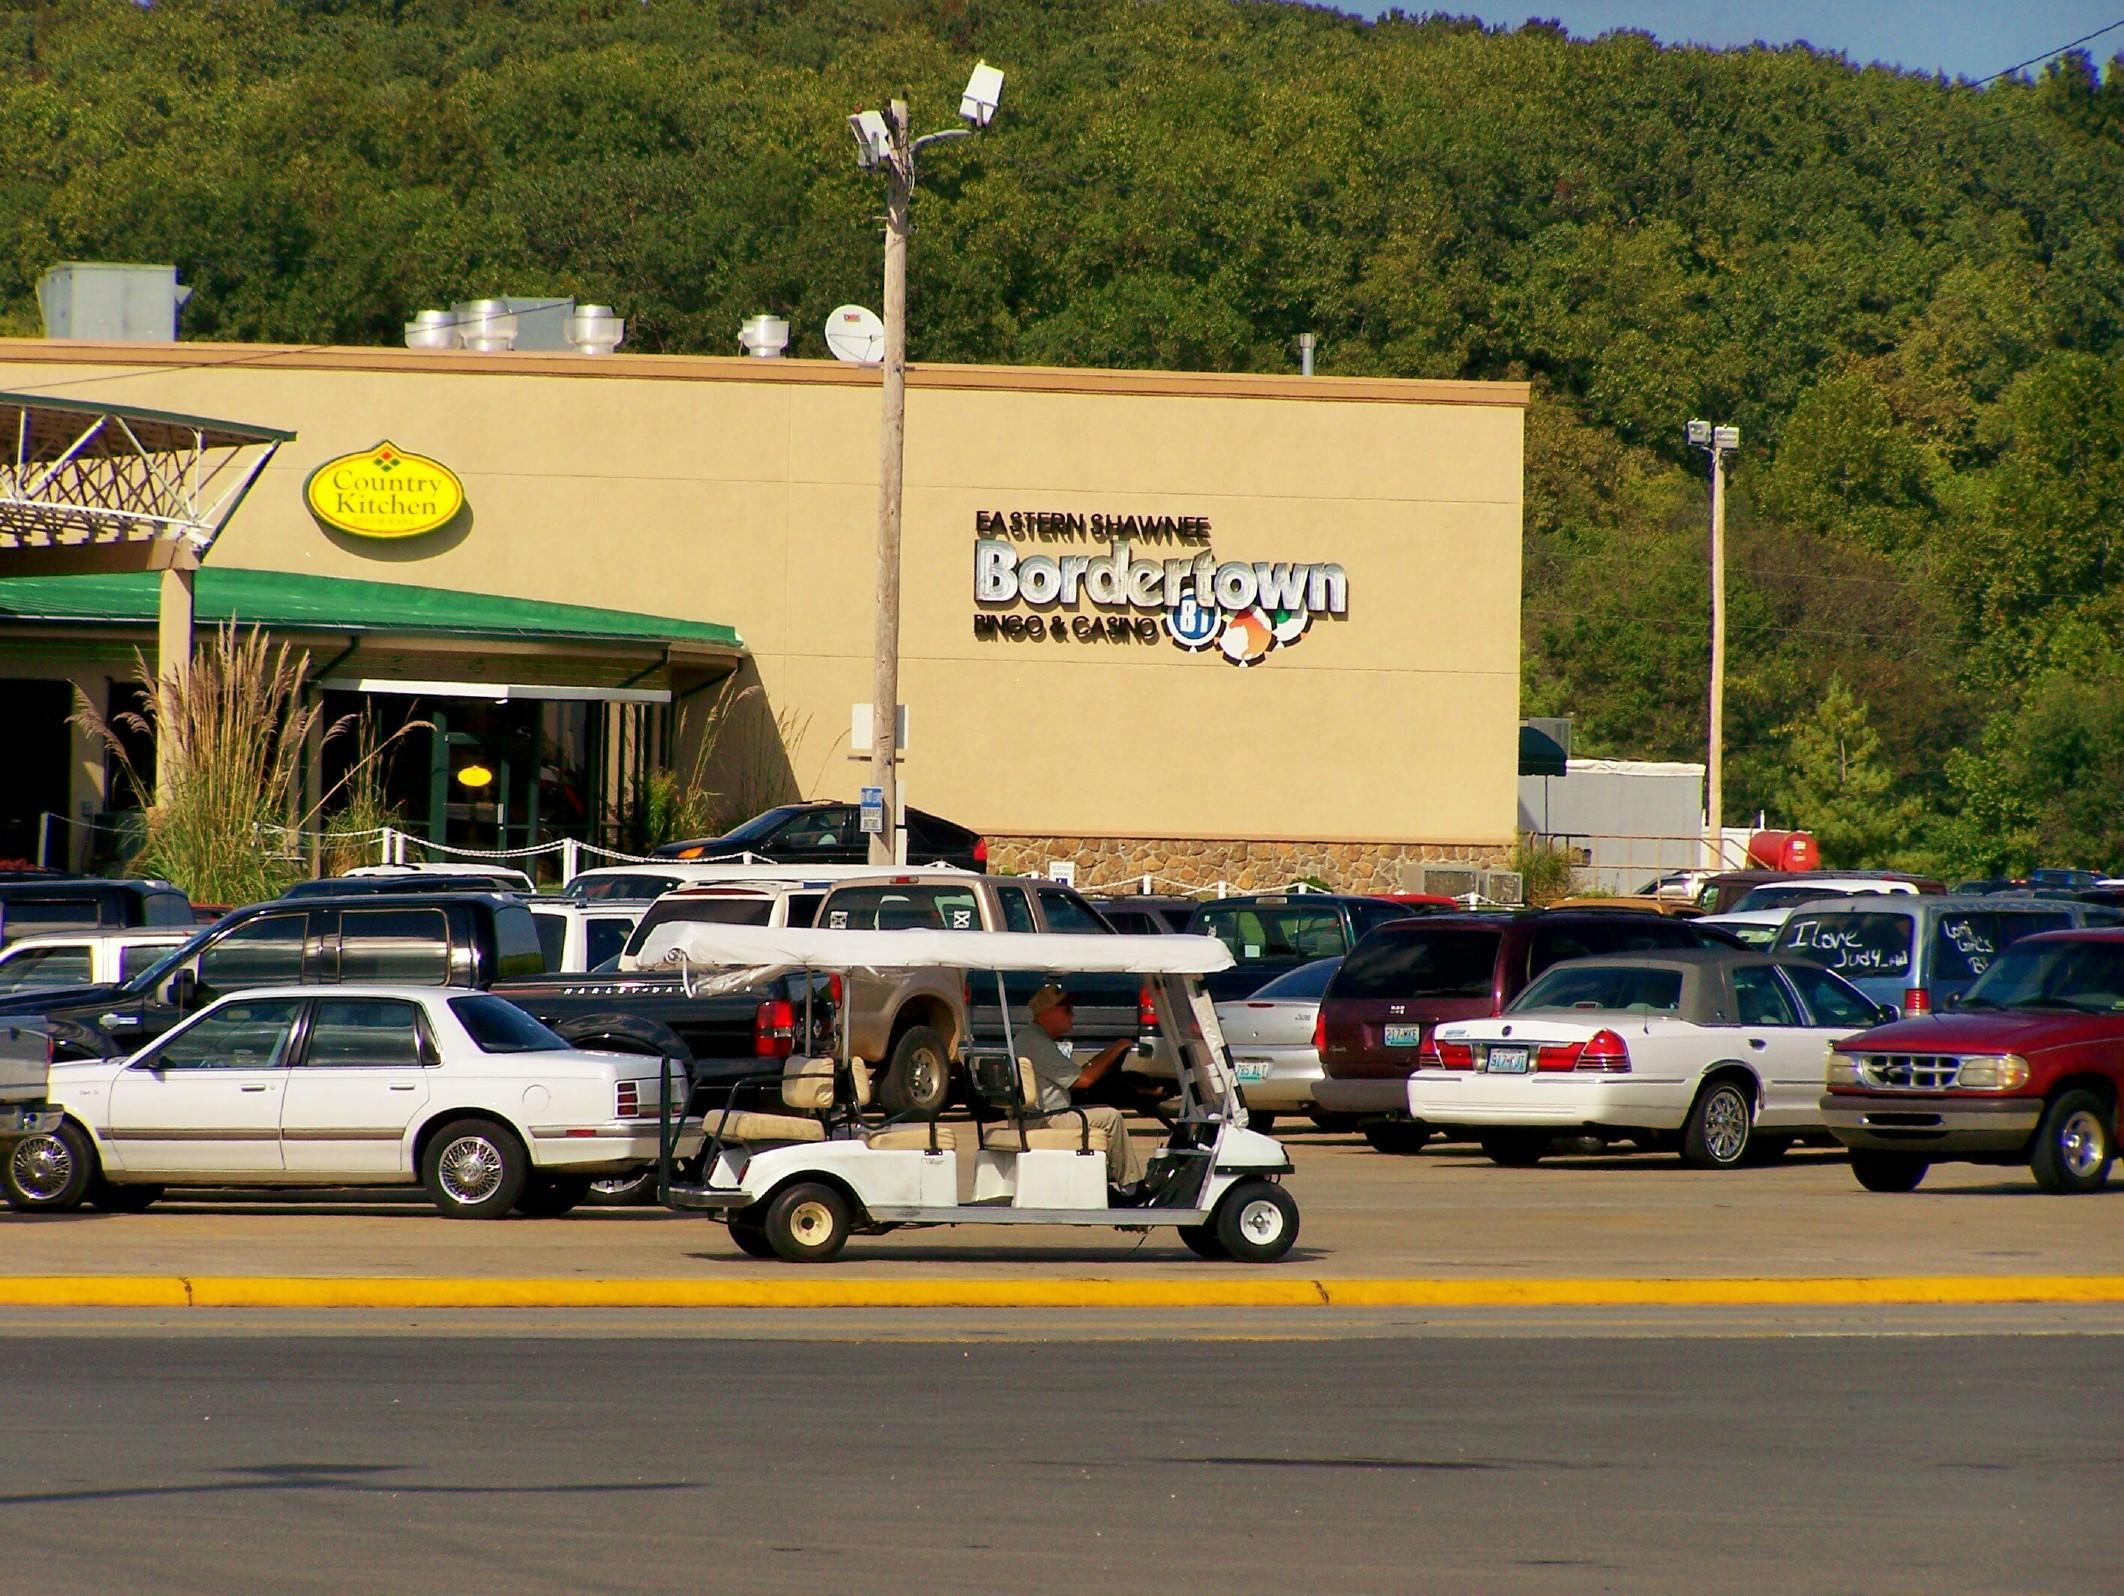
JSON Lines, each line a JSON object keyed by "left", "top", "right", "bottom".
{"left": 986, "top": 836, "right": 1512, "bottom": 897}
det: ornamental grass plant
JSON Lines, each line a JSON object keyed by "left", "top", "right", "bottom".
{"left": 73, "top": 623, "right": 351, "bottom": 904}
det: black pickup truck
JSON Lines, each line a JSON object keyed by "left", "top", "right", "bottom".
{"left": 0, "top": 893, "right": 817, "bottom": 1091}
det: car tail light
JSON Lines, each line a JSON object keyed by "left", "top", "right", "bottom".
{"left": 1140, "top": 985, "right": 1160, "bottom": 1029}
{"left": 1903, "top": 987, "right": 1930, "bottom": 1016}
{"left": 1533, "top": 1030, "right": 1632, "bottom": 1073}
{"left": 827, "top": 973, "right": 844, "bottom": 1007}
{"left": 973, "top": 836, "right": 989, "bottom": 866}
{"left": 615, "top": 1081, "right": 658, "bottom": 1119}
{"left": 1420, "top": 1034, "right": 1474, "bottom": 1070}
{"left": 754, "top": 998, "right": 796, "bottom": 1059}
{"left": 1312, "top": 1009, "right": 1327, "bottom": 1056}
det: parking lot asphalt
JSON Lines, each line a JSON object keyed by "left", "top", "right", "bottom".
{"left": 6, "top": 1126, "right": 2122, "bottom": 1288}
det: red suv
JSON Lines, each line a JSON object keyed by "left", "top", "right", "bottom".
{"left": 1314, "top": 910, "right": 1734, "bottom": 1150}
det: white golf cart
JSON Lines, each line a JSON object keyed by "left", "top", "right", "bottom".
{"left": 640, "top": 924, "right": 1300, "bottom": 1263}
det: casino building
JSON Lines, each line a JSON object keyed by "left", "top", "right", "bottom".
{"left": 0, "top": 337, "right": 1527, "bottom": 892}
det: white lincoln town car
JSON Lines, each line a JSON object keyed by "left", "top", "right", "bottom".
{"left": 3, "top": 987, "right": 696, "bottom": 1218}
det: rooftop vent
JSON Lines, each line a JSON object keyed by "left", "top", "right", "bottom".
{"left": 738, "top": 315, "right": 789, "bottom": 357}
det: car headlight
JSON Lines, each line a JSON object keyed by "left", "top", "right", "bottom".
{"left": 1954, "top": 1055, "right": 2030, "bottom": 1091}
{"left": 1826, "top": 1053, "right": 1863, "bottom": 1088}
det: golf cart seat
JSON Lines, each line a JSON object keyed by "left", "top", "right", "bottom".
{"left": 863, "top": 1124, "right": 959, "bottom": 1151}
{"left": 969, "top": 1054, "right": 1107, "bottom": 1154}
{"left": 710, "top": 1054, "right": 872, "bottom": 1145}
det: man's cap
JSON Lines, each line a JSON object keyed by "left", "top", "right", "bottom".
{"left": 1028, "top": 983, "right": 1071, "bottom": 1019}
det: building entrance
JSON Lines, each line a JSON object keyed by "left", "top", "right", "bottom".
{"left": 0, "top": 679, "right": 71, "bottom": 865}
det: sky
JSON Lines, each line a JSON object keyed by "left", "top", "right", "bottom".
{"left": 1350, "top": 3, "right": 2124, "bottom": 82}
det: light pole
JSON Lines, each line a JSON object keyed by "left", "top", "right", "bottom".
{"left": 849, "top": 61, "right": 1004, "bottom": 864}
{"left": 1686, "top": 418, "right": 1740, "bottom": 864}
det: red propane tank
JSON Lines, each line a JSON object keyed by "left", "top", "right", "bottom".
{"left": 1745, "top": 830, "right": 1820, "bottom": 871}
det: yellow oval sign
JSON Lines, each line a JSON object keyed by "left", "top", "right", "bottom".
{"left": 304, "top": 439, "right": 465, "bottom": 539}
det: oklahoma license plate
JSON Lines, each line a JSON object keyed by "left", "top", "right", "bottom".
{"left": 1384, "top": 1024, "right": 1422, "bottom": 1046}
{"left": 1234, "top": 1061, "right": 1272, "bottom": 1082}
{"left": 1485, "top": 1046, "right": 1530, "bottom": 1074}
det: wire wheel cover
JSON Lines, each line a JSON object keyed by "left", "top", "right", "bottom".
{"left": 10, "top": 1134, "right": 73, "bottom": 1201}
{"left": 437, "top": 1134, "right": 506, "bottom": 1204}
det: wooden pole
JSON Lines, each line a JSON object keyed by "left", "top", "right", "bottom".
{"left": 869, "top": 99, "right": 911, "bottom": 867}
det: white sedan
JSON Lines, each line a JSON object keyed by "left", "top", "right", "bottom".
{"left": 1411, "top": 949, "right": 1886, "bottom": 1169}
{"left": 3, "top": 986, "right": 698, "bottom": 1218}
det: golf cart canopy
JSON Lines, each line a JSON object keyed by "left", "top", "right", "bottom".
{"left": 631, "top": 923, "right": 1236, "bottom": 976}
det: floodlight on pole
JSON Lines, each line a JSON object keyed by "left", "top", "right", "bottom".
{"left": 1687, "top": 418, "right": 1740, "bottom": 865}
{"left": 849, "top": 62, "right": 1004, "bottom": 865}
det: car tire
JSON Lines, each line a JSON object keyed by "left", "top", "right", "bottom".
{"left": 4, "top": 1121, "right": 96, "bottom": 1213}
{"left": 421, "top": 1118, "right": 530, "bottom": 1220}
{"left": 1362, "top": 1122, "right": 1431, "bottom": 1156}
{"left": 1849, "top": 1150, "right": 1929, "bottom": 1193}
{"left": 513, "top": 1172, "right": 592, "bottom": 1218}
{"left": 89, "top": 1179, "right": 161, "bottom": 1214}
{"left": 1177, "top": 1223, "right": 1228, "bottom": 1260}
{"left": 1308, "top": 1111, "right": 1363, "bottom": 1133}
{"left": 1480, "top": 1131, "right": 1547, "bottom": 1167}
{"left": 582, "top": 1169, "right": 660, "bottom": 1207}
{"left": 728, "top": 1214, "right": 779, "bottom": 1259}
{"left": 2030, "top": 1090, "right": 2115, "bottom": 1194}
{"left": 1680, "top": 1078, "right": 1755, "bottom": 1170}
{"left": 762, "top": 1181, "right": 854, "bottom": 1263}
{"left": 878, "top": 1024, "right": 951, "bottom": 1118}
{"left": 1244, "top": 1109, "right": 1278, "bottom": 1134}
{"left": 1211, "top": 1179, "right": 1299, "bottom": 1264}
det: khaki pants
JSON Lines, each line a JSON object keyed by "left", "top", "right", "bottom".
{"left": 1079, "top": 1104, "right": 1146, "bottom": 1189}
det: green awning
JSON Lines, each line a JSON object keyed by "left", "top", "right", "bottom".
{"left": 0, "top": 567, "right": 742, "bottom": 651}
{"left": 1519, "top": 723, "right": 1569, "bottom": 777}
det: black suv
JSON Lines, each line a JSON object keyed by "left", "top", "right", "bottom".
{"left": 654, "top": 802, "right": 987, "bottom": 871}
{"left": 0, "top": 875, "right": 194, "bottom": 944}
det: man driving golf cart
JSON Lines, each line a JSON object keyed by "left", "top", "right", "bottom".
{"left": 1019, "top": 982, "right": 1146, "bottom": 1198}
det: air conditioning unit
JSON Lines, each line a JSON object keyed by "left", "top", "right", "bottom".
{"left": 1416, "top": 864, "right": 1482, "bottom": 899}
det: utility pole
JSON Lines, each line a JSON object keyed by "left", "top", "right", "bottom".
{"left": 849, "top": 64, "right": 1002, "bottom": 866}
{"left": 1687, "top": 420, "right": 1739, "bottom": 866}
{"left": 869, "top": 99, "right": 911, "bottom": 866}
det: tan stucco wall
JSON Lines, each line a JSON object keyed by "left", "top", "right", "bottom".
{"left": 0, "top": 342, "right": 1526, "bottom": 849}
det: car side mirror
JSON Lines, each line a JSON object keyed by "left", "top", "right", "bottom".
{"left": 1942, "top": 992, "right": 1960, "bottom": 1013}
{"left": 1876, "top": 1002, "right": 1900, "bottom": 1024}
{"left": 166, "top": 967, "right": 198, "bottom": 1012}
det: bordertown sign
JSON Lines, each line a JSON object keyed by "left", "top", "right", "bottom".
{"left": 970, "top": 511, "right": 1347, "bottom": 666}
{"left": 304, "top": 440, "right": 465, "bottom": 540}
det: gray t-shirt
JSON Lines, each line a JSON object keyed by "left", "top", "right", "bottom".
{"left": 1017, "top": 1022, "right": 1078, "bottom": 1114}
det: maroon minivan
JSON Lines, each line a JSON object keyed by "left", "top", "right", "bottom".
{"left": 1314, "top": 911, "right": 1731, "bottom": 1150}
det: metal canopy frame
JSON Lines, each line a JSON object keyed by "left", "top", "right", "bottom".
{"left": 0, "top": 391, "right": 293, "bottom": 575}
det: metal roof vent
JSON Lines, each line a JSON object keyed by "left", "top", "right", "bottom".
{"left": 37, "top": 263, "right": 192, "bottom": 342}
{"left": 738, "top": 315, "right": 789, "bottom": 357}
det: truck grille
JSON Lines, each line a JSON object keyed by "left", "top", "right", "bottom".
{"left": 1857, "top": 1054, "right": 1962, "bottom": 1091}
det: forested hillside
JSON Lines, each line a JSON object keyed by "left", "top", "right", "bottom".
{"left": 4, "top": 1, "right": 2122, "bottom": 871}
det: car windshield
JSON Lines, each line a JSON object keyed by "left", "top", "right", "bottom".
{"left": 116, "top": 922, "right": 222, "bottom": 994}
{"left": 1776, "top": 912, "right": 1913, "bottom": 977}
{"left": 1331, "top": 928, "right": 1499, "bottom": 1001}
{"left": 448, "top": 995, "right": 570, "bottom": 1052}
{"left": 1957, "top": 939, "right": 2124, "bottom": 1013}
{"left": 1249, "top": 958, "right": 1343, "bottom": 1001}
{"left": 1733, "top": 884, "right": 1867, "bottom": 913}
{"left": 1192, "top": 906, "right": 1349, "bottom": 963}
{"left": 624, "top": 896, "right": 775, "bottom": 956}
{"left": 1511, "top": 964, "right": 1684, "bottom": 1014}
{"left": 714, "top": 806, "right": 806, "bottom": 848}
{"left": 566, "top": 873, "right": 684, "bottom": 902}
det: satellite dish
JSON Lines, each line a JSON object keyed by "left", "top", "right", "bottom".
{"left": 825, "top": 304, "right": 886, "bottom": 366}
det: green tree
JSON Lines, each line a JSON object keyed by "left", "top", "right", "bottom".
{"left": 1768, "top": 677, "right": 1922, "bottom": 869}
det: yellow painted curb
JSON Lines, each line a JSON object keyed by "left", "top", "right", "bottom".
{"left": 3, "top": 1275, "right": 2124, "bottom": 1309}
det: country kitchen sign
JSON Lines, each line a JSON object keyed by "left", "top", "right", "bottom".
{"left": 304, "top": 440, "right": 466, "bottom": 539}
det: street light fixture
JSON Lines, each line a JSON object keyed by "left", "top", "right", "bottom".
{"left": 1687, "top": 418, "right": 1740, "bottom": 864}
{"left": 849, "top": 60, "right": 1005, "bottom": 865}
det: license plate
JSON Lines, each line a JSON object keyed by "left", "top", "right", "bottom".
{"left": 1234, "top": 1061, "right": 1271, "bottom": 1082}
{"left": 1485, "top": 1046, "right": 1529, "bottom": 1074}
{"left": 1384, "top": 1024, "right": 1422, "bottom": 1047}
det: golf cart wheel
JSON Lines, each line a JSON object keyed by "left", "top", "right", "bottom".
{"left": 1362, "top": 1121, "right": 1430, "bottom": 1156}
{"left": 1177, "top": 1223, "right": 1228, "bottom": 1261}
{"left": 1849, "top": 1150, "right": 1929, "bottom": 1193}
{"left": 89, "top": 1179, "right": 162, "bottom": 1214}
{"left": 2030, "top": 1090, "right": 2115, "bottom": 1194}
{"left": 728, "top": 1214, "right": 779, "bottom": 1259}
{"left": 583, "top": 1168, "right": 660, "bottom": 1207}
{"left": 763, "top": 1181, "right": 853, "bottom": 1263}
{"left": 1480, "top": 1131, "right": 1547, "bottom": 1167}
{"left": 512, "top": 1172, "right": 592, "bottom": 1218}
{"left": 1680, "top": 1077, "right": 1755, "bottom": 1169}
{"left": 4, "top": 1121, "right": 95, "bottom": 1213}
{"left": 879, "top": 1024, "right": 951, "bottom": 1118}
{"left": 1212, "top": 1179, "right": 1299, "bottom": 1264}
{"left": 421, "top": 1117, "right": 529, "bottom": 1219}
